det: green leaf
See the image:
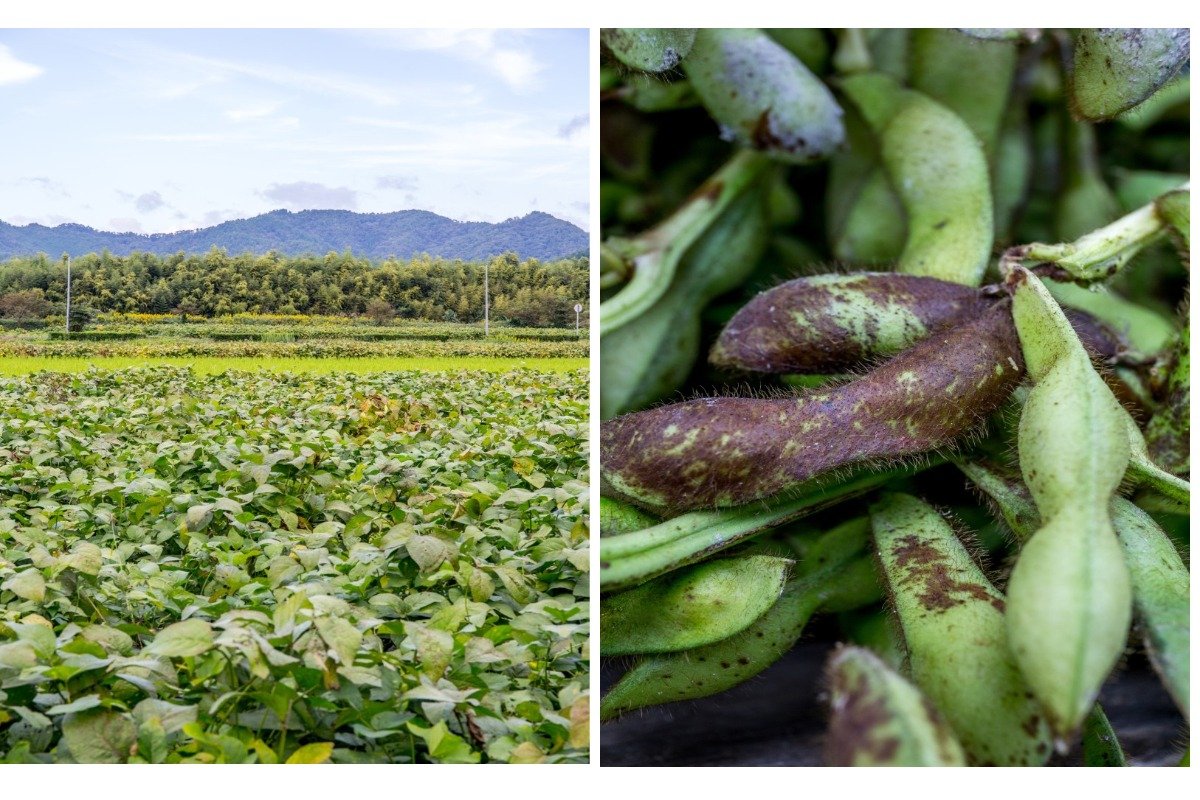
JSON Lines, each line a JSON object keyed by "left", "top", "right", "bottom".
{"left": 133, "top": 698, "right": 198, "bottom": 734}
{"left": 314, "top": 616, "right": 362, "bottom": 667}
{"left": 406, "top": 535, "right": 453, "bottom": 572}
{"left": 2, "top": 569, "right": 46, "bottom": 601}
{"left": 405, "top": 621, "right": 453, "bottom": 678}
{"left": 63, "top": 542, "right": 102, "bottom": 575}
{"left": 145, "top": 618, "right": 215, "bottom": 658}
{"left": 406, "top": 720, "right": 480, "bottom": 764}
{"left": 61, "top": 709, "right": 136, "bottom": 764}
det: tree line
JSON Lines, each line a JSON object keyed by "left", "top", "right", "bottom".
{"left": 0, "top": 249, "right": 588, "bottom": 327}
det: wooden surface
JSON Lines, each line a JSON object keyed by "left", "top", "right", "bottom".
{"left": 601, "top": 640, "right": 1188, "bottom": 767}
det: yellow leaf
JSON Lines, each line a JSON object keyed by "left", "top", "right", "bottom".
{"left": 285, "top": 742, "right": 333, "bottom": 764}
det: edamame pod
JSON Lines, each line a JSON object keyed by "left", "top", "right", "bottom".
{"left": 1110, "top": 497, "right": 1190, "bottom": 719}
{"left": 832, "top": 171, "right": 907, "bottom": 263}
{"left": 910, "top": 29, "right": 1017, "bottom": 160}
{"left": 710, "top": 272, "right": 1126, "bottom": 376}
{"left": 602, "top": 29, "right": 697, "bottom": 73}
{"left": 599, "top": 496, "right": 660, "bottom": 538}
{"left": 600, "top": 152, "right": 774, "bottom": 418}
{"left": 824, "top": 645, "right": 967, "bottom": 767}
{"left": 1055, "top": 119, "right": 1122, "bottom": 241}
{"left": 683, "top": 28, "right": 845, "bottom": 164}
{"left": 599, "top": 466, "right": 910, "bottom": 591}
{"left": 870, "top": 492, "right": 1052, "bottom": 766}
{"left": 1004, "top": 265, "right": 1132, "bottom": 741}
{"left": 603, "top": 301, "right": 1023, "bottom": 511}
{"left": 1070, "top": 29, "right": 1191, "bottom": 121}
{"left": 600, "top": 523, "right": 878, "bottom": 719}
{"left": 1082, "top": 705, "right": 1127, "bottom": 767}
{"left": 710, "top": 272, "right": 989, "bottom": 374}
{"left": 840, "top": 73, "right": 994, "bottom": 285}
{"left": 960, "top": 460, "right": 1190, "bottom": 721}
{"left": 599, "top": 554, "right": 792, "bottom": 656}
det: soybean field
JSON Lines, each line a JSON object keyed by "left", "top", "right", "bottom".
{"left": 0, "top": 367, "right": 589, "bottom": 763}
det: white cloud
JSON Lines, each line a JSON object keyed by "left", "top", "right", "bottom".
{"left": 259, "top": 181, "right": 358, "bottom": 211}
{"left": 362, "top": 30, "right": 545, "bottom": 92}
{"left": 108, "top": 217, "right": 144, "bottom": 233}
{"left": 0, "top": 45, "right": 43, "bottom": 86}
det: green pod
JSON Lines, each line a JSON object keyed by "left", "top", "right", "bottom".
{"left": 599, "top": 574, "right": 821, "bottom": 720}
{"left": 825, "top": 100, "right": 901, "bottom": 259}
{"left": 1082, "top": 705, "right": 1128, "bottom": 767}
{"left": 960, "top": 459, "right": 1190, "bottom": 721}
{"left": 613, "top": 74, "right": 699, "bottom": 113}
{"left": 832, "top": 171, "right": 907, "bottom": 263}
{"left": 1116, "top": 76, "right": 1189, "bottom": 130}
{"left": 870, "top": 492, "right": 1052, "bottom": 766}
{"left": 1055, "top": 119, "right": 1122, "bottom": 241}
{"left": 603, "top": 301, "right": 1023, "bottom": 512}
{"left": 838, "top": 608, "right": 905, "bottom": 671}
{"left": 1005, "top": 265, "right": 1132, "bottom": 740}
{"left": 910, "top": 29, "right": 1017, "bottom": 160}
{"left": 764, "top": 28, "right": 830, "bottom": 73}
{"left": 600, "top": 523, "right": 878, "bottom": 720}
{"left": 599, "top": 496, "right": 660, "bottom": 537}
{"left": 1047, "top": 279, "right": 1174, "bottom": 354}
{"left": 824, "top": 645, "right": 967, "bottom": 767}
{"left": 710, "top": 272, "right": 989, "bottom": 374}
{"left": 599, "top": 466, "right": 910, "bottom": 592}
{"left": 1070, "top": 29, "right": 1190, "bottom": 121}
{"left": 600, "top": 152, "right": 774, "bottom": 418}
{"left": 1114, "top": 170, "right": 1189, "bottom": 212}
{"left": 1145, "top": 319, "right": 1189, "bottom": 476}
{"left": 602, "top": 29, "right": 697, "bottom": 73}
{"left": 599, "top": 554, "right": 792, "bottom": 656}
{"left": 993, "top": 100, "right": 1033, "bottom": 243}
{"left": 683, "top": 28, "right": 845, "bottom": 164}
{"left": 865, "top": 29, "right": 909, "bottom": 80}
{"left": 1110, "top": 497, "right": 1190, "bottom": 719}
{"left": 840, "top": 72, "right": 993, "bottom": 285}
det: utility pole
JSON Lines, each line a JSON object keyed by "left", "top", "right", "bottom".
{"left": 65, "top": 256, "right": 72, "bottom": 335}
{"left": 574, "top": 303, "right": 582, "bottom": 335}
{"left": 484, "top": 260, "right": 490, "bottom": 337}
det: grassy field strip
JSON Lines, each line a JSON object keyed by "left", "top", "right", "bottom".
{"left": 0, "top": 355, "right": 588, "bottom": 375}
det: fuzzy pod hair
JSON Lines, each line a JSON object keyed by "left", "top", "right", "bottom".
{"left": 603, "top": 300, "right": 1024, "bottom": 513}
{"left": 710, "top": 272, "right": 992, "bottom": 374}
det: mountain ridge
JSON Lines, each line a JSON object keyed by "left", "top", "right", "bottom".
{"left": 0, "top": 208, "right": 588, "bottom": 261}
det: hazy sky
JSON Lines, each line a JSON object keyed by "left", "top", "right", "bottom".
{"left": 0, "top": 29, "right": 589, "bottom": 233}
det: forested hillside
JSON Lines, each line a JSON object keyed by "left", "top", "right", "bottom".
{"left": 0, "top": 209, "right": 587, "bottom": 261}
{"left": 0, "top": 250, "right": 588, "bottom": 327}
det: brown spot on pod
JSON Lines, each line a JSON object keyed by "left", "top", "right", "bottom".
{"left": 889, "top": 534, "right": 1006, "bottom": 614}
{"left": 602, "top": 301, "right": 1025, "bottom": 512}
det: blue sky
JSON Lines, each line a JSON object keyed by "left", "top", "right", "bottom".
{"left": 0, "top": 29, "right": 589, "bottom": 233}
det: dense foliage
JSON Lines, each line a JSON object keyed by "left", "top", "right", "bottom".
{"left": 0, "top": 250, "right": 589, "bottom": 328}
{"left": 0, "top": 367, "right": 589, "bottom": 763}
{"left": 0, "top": 209, "right": 587, "bottom": 263}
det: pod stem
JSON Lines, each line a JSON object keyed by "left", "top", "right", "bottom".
{"left": 1001, "top": 186, "right": 1188, "bottom": 282}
